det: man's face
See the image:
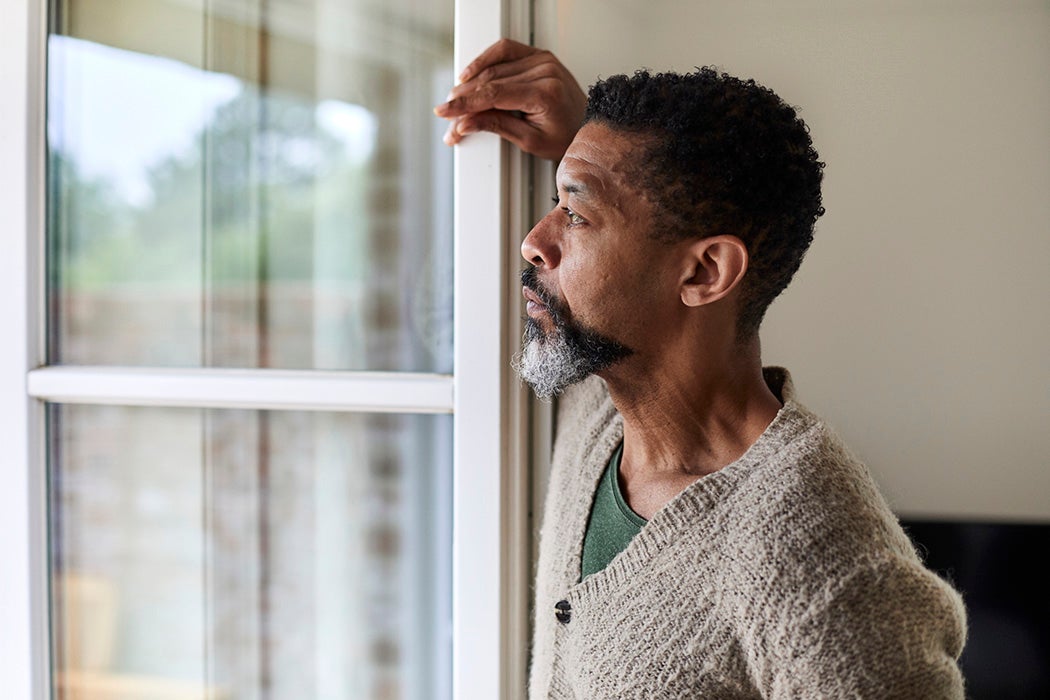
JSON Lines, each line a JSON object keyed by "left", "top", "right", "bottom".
{"left": 515, "top": 122, "right": 684, "bottom": 397}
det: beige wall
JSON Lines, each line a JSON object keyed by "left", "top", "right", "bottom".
{"left": 537, "top": 0, "right": 1050, "bottom": 520}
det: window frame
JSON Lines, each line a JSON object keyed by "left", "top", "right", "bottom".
{"left": 0, "top": 0, "right": 534, "bottom": 698}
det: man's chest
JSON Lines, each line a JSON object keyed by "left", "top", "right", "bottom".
{"left": 552, "top": 565, "right": 759, "bottom": 699}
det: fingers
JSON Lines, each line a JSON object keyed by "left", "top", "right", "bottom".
{"left": 443, "top": 110, "right": 530, "bottom": 147}
{"left": 455, "top": 49, "right": 560, "bottom": 93}
{"left": 436, "top": 66, "right": 558, "bottom": 118}
{"left": 442, "top": 117, "right": 471, "bottom": 146}
{"left": 435, "top": 84, "right": 521, "bottom": 118}
{"left": 443, "top": 111, "right": 569, "bottom": 161}
{"left": 458, "top": 38, "right": 539, "bottom": 83}
{"left": 434, "top": 43, "right": 567, "bottom": 116}
{"left": 435, "top": 39, "right": 585, "bottom": 160}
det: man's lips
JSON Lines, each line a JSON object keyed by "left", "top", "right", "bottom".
{"left": 522, "top": 286, "right": 548, "bottom": 316}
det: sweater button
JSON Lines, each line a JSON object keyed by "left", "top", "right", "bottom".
{"left": 555, "top": 599, "right": 571, "bottom": 624}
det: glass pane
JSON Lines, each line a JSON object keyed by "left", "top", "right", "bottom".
{"left": 48, "top": 404, "right": 452, "bottom": 700}
{"left": 47, "top": 0, "right": 454, "bottom": 371}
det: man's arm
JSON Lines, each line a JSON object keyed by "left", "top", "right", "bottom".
{"left": 760, "top": 555, "right": 967, "bottom": 699}
{"left": 433, "top": 39, "right": 586, "bottom": 161}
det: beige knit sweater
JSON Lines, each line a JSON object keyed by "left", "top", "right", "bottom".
{"left": 530, "top": 370, "right": 966, "bottom": 699}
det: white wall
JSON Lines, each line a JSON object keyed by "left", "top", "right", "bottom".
{"left": 537, "top": 0, "right": 1050, "bottom": 520}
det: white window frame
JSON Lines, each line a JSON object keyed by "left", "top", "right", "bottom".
{"left": 0, "top": 0, "right": 535, "bottom": 698}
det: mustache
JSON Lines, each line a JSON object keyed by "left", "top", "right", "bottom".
{"left": 520, "top": 267, "right": 567, "bottom": 326}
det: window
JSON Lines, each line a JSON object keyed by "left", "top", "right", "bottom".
{"left": 0, "top": 1, "right": 533, "bottom": 698}
{"left": 49, "top": 405, "right": 452, "bottom": 699}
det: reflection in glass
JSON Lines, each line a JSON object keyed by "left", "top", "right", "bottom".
{"left": 48, "top": 404, "right": 452, "bottom": 700}
{"left": 48, "top": 0, "right": 453, "bottom": 371}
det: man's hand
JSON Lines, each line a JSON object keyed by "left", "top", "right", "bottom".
{"left": 434, "top": 39, "right": 586, "bottom": 161}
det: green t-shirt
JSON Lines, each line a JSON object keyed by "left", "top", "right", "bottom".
{"left": 580, "top": 442, "right": 647, "bottom": 579}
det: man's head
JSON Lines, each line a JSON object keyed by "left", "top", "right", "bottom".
{"left": 516, "top": 68, "right": 824, "bottom": 397}
{"left": 586, "top": 67, "right": 825, "bottom": 337}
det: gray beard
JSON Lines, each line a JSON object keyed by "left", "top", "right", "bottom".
{"left": 512, "top": 316, "right": 632, "bottom": 400}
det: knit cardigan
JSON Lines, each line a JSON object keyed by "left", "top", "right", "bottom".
{"left": 530, "top": 370, "right": 966, "bottom": 699}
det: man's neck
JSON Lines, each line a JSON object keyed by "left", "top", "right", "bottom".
{"left": 601, "top": 336, "right": 782, "bottom": 518}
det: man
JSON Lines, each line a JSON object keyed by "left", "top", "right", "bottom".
{"left": 436, "top": 40, "right": 966, "bottom": 698}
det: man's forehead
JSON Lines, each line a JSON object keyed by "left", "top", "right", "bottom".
{"left": 555, "top": 162, "right": 602, "bottom": 196}
{"left": 556, "top": 123, "right": 642, "bottom": 198}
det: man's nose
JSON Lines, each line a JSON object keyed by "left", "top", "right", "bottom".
{"left": 521, "top": 212, "right": 560, "bottom": 268}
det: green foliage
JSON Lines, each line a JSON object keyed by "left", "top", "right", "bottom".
{"left": 52, "top": 85, "right": 370, "bottom": 292}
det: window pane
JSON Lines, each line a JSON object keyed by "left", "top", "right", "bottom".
{"left": 47, "top": 0, "right": 453, "bottom": 371}
{"left": 48, "top": 404, "right": 452, "bottom": 700}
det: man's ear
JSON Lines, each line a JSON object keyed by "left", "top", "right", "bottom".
{"left": 679, "top": 235, "right": 749, "bottom": 308}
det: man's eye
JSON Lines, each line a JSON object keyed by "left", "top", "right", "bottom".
{"left": 563, "top": 208, "right": 584, "bottom": 226}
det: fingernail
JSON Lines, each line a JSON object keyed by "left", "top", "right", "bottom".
{"left": 446, "top": 91, "right": 454, "bottom": 101}
{"left": 459, "top": 124, "right": 477, "bottom": 136}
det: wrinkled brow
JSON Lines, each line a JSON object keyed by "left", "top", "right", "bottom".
{"left": 556, "top": 181, "right": 590, "bottom": 200}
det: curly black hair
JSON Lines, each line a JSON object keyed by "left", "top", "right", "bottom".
{"left": 585, "top": 68, "right": 825, "bottom": 337}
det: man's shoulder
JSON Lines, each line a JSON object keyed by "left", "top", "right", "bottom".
{"left": 729, "top": 403, "right": 920, "bottom": 572}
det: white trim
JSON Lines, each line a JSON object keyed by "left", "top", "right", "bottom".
{"left": 27, "top": 366, "right": 454, "bottom": 413}
{"left": 0, "top": 1, "right": 46, "bottom": 699}
{"left": 451, "top": 2, "right": 519, "bottom": 700}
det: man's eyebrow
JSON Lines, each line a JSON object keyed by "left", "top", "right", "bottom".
{"left": 556, "top": 181, "right": 587, "bottom": 196}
